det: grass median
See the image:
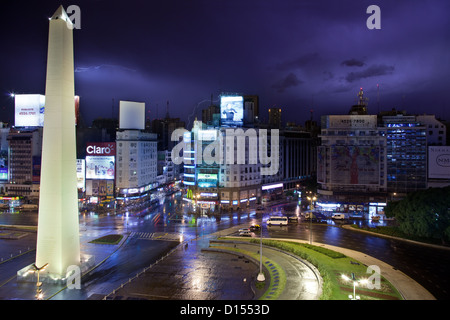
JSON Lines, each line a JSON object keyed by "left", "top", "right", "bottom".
{"left": 89, "top": 234, "right": 123, "bottom": 245}
{"left": 224, "top": 237, "right": 403, "bottom": 300}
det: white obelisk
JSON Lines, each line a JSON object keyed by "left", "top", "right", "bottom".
{"left": 35, "top": 5, "right": 80, "bottom": 278}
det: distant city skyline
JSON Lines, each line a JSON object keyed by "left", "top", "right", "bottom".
{"left": 1, "top": 0, "right": 449, "bottom": 127}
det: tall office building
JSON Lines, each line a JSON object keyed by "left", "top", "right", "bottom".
{"left": 380, "top": 114, "right": 427, "bottom": 193}
{"left": 34, "top": 6, "right": 80, "bottom": 278}
{"left": 268, "top": 108, "right": 282, "bottom": 128}
{"left": 115, "top": 130, "right": 158, "bottom": 199}
{"left": 317, "top": 114, "right": 387, "bottom": 211}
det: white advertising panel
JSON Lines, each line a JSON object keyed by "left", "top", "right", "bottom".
{"left": 119, "top": 100, "right": 145, "bottom": 130}
{"left": 14, "top": 94, "right": 45, "bottom": 127}
{"left": 428, "top": 146, "right": 450, "bottom": 179}
{"left": 76, "top": 159, "right": 85, "bottom": 191}
{"left": 325, "top": 115, "right": 377, "bottom": 129}
{"left": 86, "top": 156, "right": 115, "bottom": 180}
{"left": 15, "top": 94, "right": 79, "bottom": 127}
{"left": 220, "top": 95, "right": 244, "bottom": 126}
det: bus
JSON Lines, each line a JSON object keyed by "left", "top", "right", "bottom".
{"left": 266, "top": 216, "right": 288, "bottom": 226}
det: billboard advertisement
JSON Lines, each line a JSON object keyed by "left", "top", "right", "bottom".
{"left": 330, "top": 145, "right": 380, "bottom": 185}
{"left": 220, "top": 95, "right": 244, "bottom": 126}
{"left": 428, "top": 146, "right": 450, "bottom": 179}
{"left": 197, "top": 173, "right": 218, "bottom": 188}
{"left": 86, "top": 142, "right": 116, "bottom": 156}
{"left": 323, "top": 115, "right": 377, "bottom": 129}
{"left": 0, "top": 150, "right": 7, "bottom": 181}
{"left": 119, "top": 100, "right": 145, "bottom": 130}
{"left": 77, "top": 159, "right": 86, "bottom": 191}
{"left": 15, "top": 94, "right": 80, "bottom": 127}
{"left": 0, "top": 168, "right": 7, "bottom": 181}
{"left": 14, "top": 94, "right": 45, "bottom": 127}
{"left": 86, "top": 156, "right": 115, "bottom": 180}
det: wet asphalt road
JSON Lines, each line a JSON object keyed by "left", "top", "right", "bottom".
{"left": 1, "top": 197, "right": 450, "bottom": 300}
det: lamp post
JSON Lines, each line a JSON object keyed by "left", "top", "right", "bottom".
{"left": 341, "top": 273, "right": 368, "bottom": 300}
{"left": 306, "top": 194, "right": 317, "bottom": 244}
{"left": 30, "top": 263, "right": 49, "bottom": 300}
{"left": 257, "top": 221, "right": 265, "bottom": 282}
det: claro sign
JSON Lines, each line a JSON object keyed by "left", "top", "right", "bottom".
{"left": 86, "top": 142, "right": 116, "bottom": 156}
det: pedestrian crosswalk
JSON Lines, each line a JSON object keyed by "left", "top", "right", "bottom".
{"left": 130, "top": 231, "right": 184, "bottom": 242}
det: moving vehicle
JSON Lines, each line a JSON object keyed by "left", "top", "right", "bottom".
{"left": 332, "top": 213, "right": 346, "bottom": 220}
{"left": 266, "top": 216, "right": 288, "bottom": 226}
{"left": 249, "top": 224, "right": 261, "bottom": 231}
{"left": 239, "top": 228, "right": 252, "bottom": 236}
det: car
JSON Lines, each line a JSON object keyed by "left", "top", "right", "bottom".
{"left": 332, "top": 213, "right": 346, "bottom": 220}
{"left": 238, "top": 228, "right": 252, "bottom": 236}
{"left": 249, "top": 224, "right": 261, "bottom": 231}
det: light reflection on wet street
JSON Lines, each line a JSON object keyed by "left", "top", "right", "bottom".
{"left": 1, "top": 195, "right": 450, "bottom": 299}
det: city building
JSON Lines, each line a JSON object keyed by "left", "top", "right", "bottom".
{"left": 202, "top": 102, "right": 220, "bottom": 127}
{"left": 244, "top": 95, "right": 259, "bottom": 124}
{"left": 317, "top": 114, "right": 387, "bottom": 216}
{"left": 115, "top": 129, "right": 158, "bottom": 201}
{"left": 268, "top": 108, "right": 282, "bottom": 128}
{"left": 380, "top": 114, "right": 427, "bottom": 193}
{"left": 0, "top": 123, "right": 10, "bottom": 193}
{"left": 4, "top": 127, "right": 43, "bottom": 199}
{"left": 416, "top": 114, "right": 446, "bottom": 146}
{"left": 278, "top": 128, "right": 316, "bottom": 190}
{"left": 316, "top": 90, "right": 437, "bottom": 217}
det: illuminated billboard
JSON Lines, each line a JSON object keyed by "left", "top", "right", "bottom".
{"left": 86, "top": 156, "right": 115, "bottom": 180}
{"left": 0, "top": 150, "right": 7, "bottom": 181}
{"left": 119, "top": 100, "right": 145, "bottom": 130}
{"left": 86, "top": 142, "right": 116, "bottom": 156}
{"left": 77, "top": 159, "right": 86, "bottom": 191}
{"left": 0, "top": 168, "right": 7, "bottom": 181}
{"left": 331, "top": 146, "right": 380, "bottom": 185}
{"left": 197, "top": 173, "right": 218, "bottom": 188}
{"left": 428, "top": 146, "right": 450, "bottom": 179}
{"left": 14, "top": 94, "right": 45, "bottom": 127}
{"left": 14, "top": 94, "right": 80, "bottom": 127}
{"left": 220, "top": 95, "right": 244, "bottom": 126}
{"left": 197, "top": 173, "right": 218, "bottom": 180}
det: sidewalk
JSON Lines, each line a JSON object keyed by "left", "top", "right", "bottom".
{"left": 101, "top": 222, "right": 435, "bottom": 300}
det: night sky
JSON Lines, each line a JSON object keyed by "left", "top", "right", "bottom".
{"left": 1, "top": 0, "right": 449, "bottom": 128}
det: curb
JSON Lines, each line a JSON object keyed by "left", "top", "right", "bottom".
{"left": 270, "top": 237, "right": 435, "bottom": 300}
{"left": 342, "top": 224, "right": 450, "bottom": 251}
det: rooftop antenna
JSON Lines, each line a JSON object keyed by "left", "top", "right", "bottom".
{"left": 166, "top": 100, "right": 170, "bottom": 119}
{"left": 377, "top": 84, "right": 380, "bottom": 113}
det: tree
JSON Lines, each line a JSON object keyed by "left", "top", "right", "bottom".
{"left": 385, "top": 187, "right": 450, "bottom": 244}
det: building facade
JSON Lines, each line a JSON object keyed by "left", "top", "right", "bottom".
{"left": 116, "top": 130, "right": 158, "bottom": 199}
{"left": 380, "top": 114, "right": 427, "bottom": 193}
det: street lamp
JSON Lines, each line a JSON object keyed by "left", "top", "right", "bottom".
{"left": 341, "top": 273, "right": 368, "bottom": 300}
{"left": 29, "top": 263, "right": 49, "bottom": 300}
{"left": 257, "top": 227, "right": 265, "bottom": 282}
{"left": 306, "top": 195, "right": 317, "bottom": 244}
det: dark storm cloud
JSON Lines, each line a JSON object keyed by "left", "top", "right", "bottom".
{"left": 345, "top": 64, "right": 395, "bottom": 83}
{"left": 1, "top": 0, "right": 449, "bottom": 126}
{"left": 271, "top": 73, "right": 303, "bottom": 93}
{"left": 276, "top": 53, "right": 320, "bottom": 71}
{"left": 341, "top": 58, "right": 365, "bottom": 67}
